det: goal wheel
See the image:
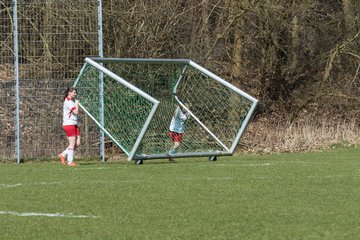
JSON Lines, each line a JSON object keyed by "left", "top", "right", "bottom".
{"left": 135, "top": 160, "right": 143, "bottom": 165}
{"left": 209, "top": 156, "right": 217, "bottom": 161}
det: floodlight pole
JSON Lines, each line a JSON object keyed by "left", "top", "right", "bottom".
{"left": 97, "top": 0, "right": 105, "bottom": 161}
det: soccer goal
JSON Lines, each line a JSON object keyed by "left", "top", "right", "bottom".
{"left": 73, "top": 57, "right": 258, "bottom": 161}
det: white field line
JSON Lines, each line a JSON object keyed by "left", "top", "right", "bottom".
{"left": 253, "top": 174, "right": 360, "bottom": 180}
{"left": 306, "top": 174, "right": 360, "bottom": 178}
{"left": 278, "top": 161, "right": 330, "bottom": 165}
{"left": 0, "top": 182, "right": 61, "bottom": 189}
{"left": 248, "top": 163, "right": 271, "bottom": 166}
{"left": 202, "top": 163, "right": 271, "bottom": 167}
{"left": 0, "top": 180, "right": 144, "bottom": 190}
{"left": 0, "top": 183, "right": 23, "bottom": 188}
{"left": 0, "top": 210, "right": 99, "bottom": 218}
{"left": 72, "top": 167, "right": 112, "bottom": 171}
{"left": 32, "top": 181, "right": 62, "bottom": 185}
{"left": 207, "top": 177, "right": 232, "bottom": 181}
{"left": 200, "top": 161, "right": 347, "bottom": 167}
{"left": 91, "top": 180, "right": 146, "bottom": 184}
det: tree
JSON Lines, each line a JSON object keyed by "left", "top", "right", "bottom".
{"left": 343, "top": 0, "right": 360, "bottom": 36}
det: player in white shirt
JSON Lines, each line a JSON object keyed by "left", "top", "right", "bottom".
{"left": 58, "top": 87, "right": 80, "bottom": 166}
{"left": 168, "top": 103, "right": 190, "bottom": 160}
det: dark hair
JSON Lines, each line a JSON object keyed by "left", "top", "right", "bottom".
{"left": 64, "top": 87, "right": 77, "bottom": 100}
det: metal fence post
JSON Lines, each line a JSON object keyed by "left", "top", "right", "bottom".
{"left": 12, "top": 0, "right": 20, "bottom": 163}
{"left": 98, "top": 0, "right": 105, "bottom": 161}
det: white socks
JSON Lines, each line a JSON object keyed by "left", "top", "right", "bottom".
{"left": 61, "top": 148, "right": 68, "bottom": 157}
{"left": 67, "top": 148, "right": 74, "bottom": 163}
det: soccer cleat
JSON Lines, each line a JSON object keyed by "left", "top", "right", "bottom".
{"left": 58, "top": 154, "right": 66, "bottom": 165}
{"left": 67, "top": 162, "right": 77, "bottom": 167}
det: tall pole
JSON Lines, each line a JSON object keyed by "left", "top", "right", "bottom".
{"left": 98, "top": 0, "right": 105, "bottom": 161}
{"left": 13, "top": 0, "right": 20, "bottom": 163}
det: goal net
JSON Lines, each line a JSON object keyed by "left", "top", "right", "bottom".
{"left": 74, "top": 58, "right": 258, "bottom": 160}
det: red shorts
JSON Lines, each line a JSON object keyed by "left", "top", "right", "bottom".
{"left": 63, "top": 125, "right": 80, "bottom": 137}
{"left": 169, "top": 131, "right": 183, "bottom": 143}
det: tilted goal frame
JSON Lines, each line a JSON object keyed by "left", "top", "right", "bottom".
{"left": 74, "top": 57, "right": 258, "bottom": 161}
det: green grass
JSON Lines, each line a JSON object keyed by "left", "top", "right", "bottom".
{"left": 1, "top": 148, "right": 360, "bottom": 240}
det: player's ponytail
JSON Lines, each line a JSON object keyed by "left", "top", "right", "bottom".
{"left": 64, "top": 87, "right": 70, "bottom": 100}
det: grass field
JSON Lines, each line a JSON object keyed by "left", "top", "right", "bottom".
{"left": 1, "top": 147, "right": 360, "bottom": 240}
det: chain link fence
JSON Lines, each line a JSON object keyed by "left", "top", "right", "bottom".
{"left": 0, "top": 0, "right": 102, "bottom": 161}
